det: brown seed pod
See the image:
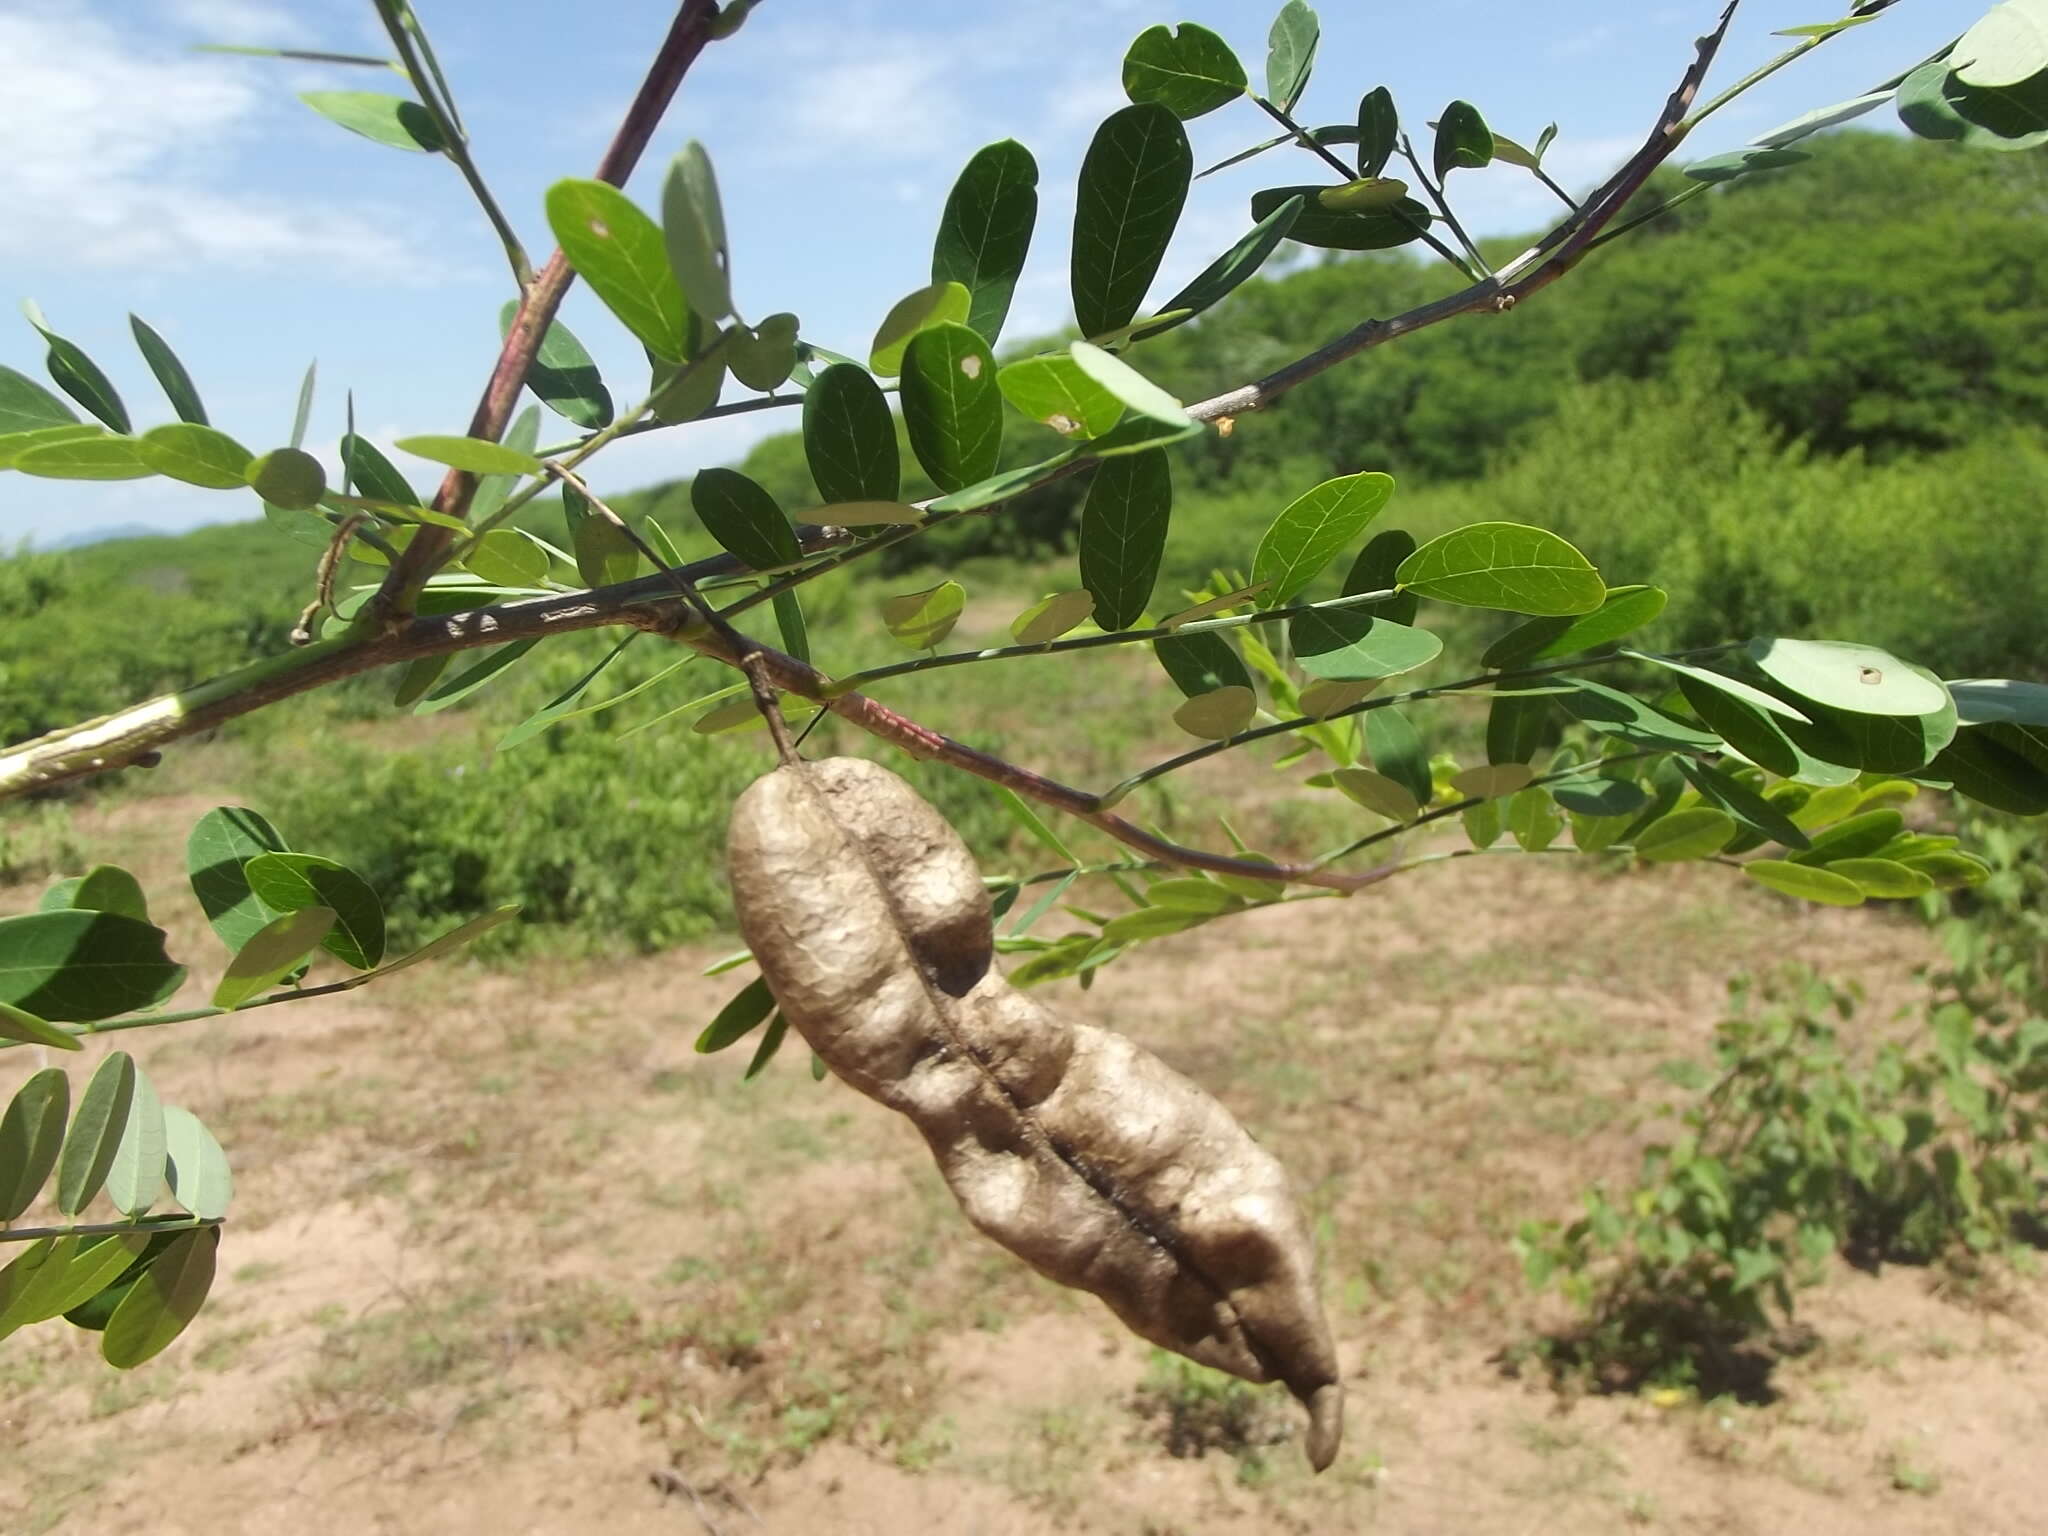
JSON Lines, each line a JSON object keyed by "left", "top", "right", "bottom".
{"left": 727, "top": 756, "right": 1344, "bottom": 1470}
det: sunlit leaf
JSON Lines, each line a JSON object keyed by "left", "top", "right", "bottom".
{"left": 162, "top": 1107, "right": 232, "bottom": 1220}
{"left": 1174, "top": 685, "right": 1256, "bottom": 739}
{"left": 0, "top": 363, "right": 79, "bottom": 434}
{"left": 1397, "top": 522, "right": 1602, "bottom": 616}
{"left": 998, "top": 354, "right": 1123, "bottom": 439}
{"left": 394, "top": 434, "right": 542, "bottom": 477}
{"left": 188, "top": 807, "right": 288, "bottom": 954}
{"left": 1253, "top": 472, "right": 1395, "bottom": 605}
{"left": 244, "top": 854, "right": 385, "bottom": 970}
{"left": 932, "top": 140, "right": 1039, "bottom": 343}
{"left": 1634, "top": 807, "right": 1737, "bottom": 863}
{"left": 1011, "top": 590, "right": 1095, "bottom": 645}
{"left": 661, "top": 141, "right": 733, "bottom": 322}
{"left": 0, "top": 1070, "right": 70, "bottom": 1220}
{"left": 1955, "top": 0, "right": 2048, "bottom": 87}
{"left": 881, "top": 580, "right": 966, "bottom": 649}
{"left": 365, "top": 906, "right": 521, "bottom": 978}
{"left": 212, "top": 907, "right": 336, "bottom": 1009}
{"left": 1265, "top": 0, "right": 1319, "bottom": 113}
{"left": 103, "top": 1063, "right": 165, "bottom": 1218}
{"left": 1482, "top": 586, "right": 1667, "bottom": 668}
{"left": 135, "top": 424, "right": 253, "bottom": 490}
{"left": 297, "top": 90, "right": 444, "bottom": 151}
{"left": 901, "top": 323, "right": 1001, "bottom": 493}
{"left": 12, "top": 435, "right": 153, "bottom": 480}
{"left": 103, "top": 1226, "right": 218, "bottom": 1368}
{"left": 1745, "top": 860, "right": 1865, "bottom": 907}
{"left": 869, "top": 280, "right": 971, "bottom": 377}
{"left": 1066, "top": 341, "right": 1191, "bottom": 426}
{"left": 247, "top": 447, "right": 326, "bottom": 509}
{"left": 1290, "top": 609, "right": 1439, "bottom": 681}
{"left": 1072, "top": 104, "right": 1191, "bottom": 337}
{"left": 545, "top": 179, "right": 688, "bottom": 361}
{"left": 1123, "top": 22, "right": 1247, "bottom": 119}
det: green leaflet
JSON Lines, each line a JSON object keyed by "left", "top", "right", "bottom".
{"left": 498, "top": 301, "right": 613, "bottom": 430}
{"left": 1265, "top": 0, "right": 1319, "bottom": 113}
{"left": 661, "top": 142, "right": 733, "bottom": 322}
{"left": 693, "top": 467, "right": 800, "bottom": 571}
{"left": 900, "top": 323, "right": 1002, "bottom": 493}
{"left": 803, "top": 363, "right": 899, "bottom": 503}
{"left": 1071, "top": 104, "right": 1191, "bottom": 337}
{"left": 544, "top": 179, "right": 689, "bottom": 361}
{"left": 1079, "top": 449, "right": 1171, "bottom": 630}
{"left": 1122, "top": 23, "right": 1247, "bottom": 119}
{"left": 1397, "top": 523, "right": 1603, "bottom": 616}
{"left": 129, "top": 314, "right": 209, "bottom": 424}
{"left": 0, "top": 911, "right": 183, "bottom": 1024}
{"left": 1253, "top": 472, "right": 1395, "bottom": 605}
{"left": 932, "top": 140, "right": 1039, "bottom": 344}
{"left": 297, "top": 90, "right": 444, "bottom": 151}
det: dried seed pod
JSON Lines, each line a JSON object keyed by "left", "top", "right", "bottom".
{"left": 727, "top": 756, "right": 1344, "bottom": 1470}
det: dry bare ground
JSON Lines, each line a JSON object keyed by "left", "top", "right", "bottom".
{"left": 4, "top": 798, "right": 2045, "bottom": 1535}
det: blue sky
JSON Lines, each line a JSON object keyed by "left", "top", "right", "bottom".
{"left": 0, "top": 0, "right": 1977, "bottom": 545}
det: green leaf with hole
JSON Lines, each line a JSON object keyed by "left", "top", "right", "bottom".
{"left": 1747, "top": 638, "right": 1947, "bottom": 718}
{"left": 901, "top": 323, "right": 1001, "bottom": 493}
{"left": 103, "top": 1225, "right": 218, "bottom": 1368}
{"left": 804, "top": 362, "right": 898, "bottom": 503}
{"left": 1398, "top": 523, "right": 1602, "bottom": 616}
{"left": 498, "top": 301, "right": 612, "bottom": 430}
{"left": 697, "top": 976, "right": 775, "bottom": 1054}
{"left": 0, "top": 912, "right": 183, "bottom": 1024}
{"left": 1746, "top": 860, "right": 1865, "bottom": 907}
{"left": 1355, "top": 85, "right": 1399, "bottom": 177}
{"left": 1155, "top": 630, "right": 1252, "bottom": 697}
{"left": 1483, "top": 586, "right": 1667, "bottom": 668}
{"left": 1265, "top": 0, "right": 1319, "bottom": 112}
{"left": 298, "top": 90, "right": 444, "bottom": 151}
{"left": 12, "top": 434, "right": 152, "bottom": 480}
{"left": 135, "top": 424, "right": 253, "bottom": 490}
{"left": 211, "top": 907, "right": 335, "bottom": 1009}
{"left": 1123, "top": 22, "right": 1247, "bottom": 119}
{"left": 881, "top": 581, "right": 966, "bottom": 649}
{"left": 870, "top": 280, "right": 972, "bottom": 377}
{"left": 1433, "top": 100, "right": 1494, "bottom": 178}
{"left": 1174, "top": 686, "right": 1256, "bottom": 739}
{"left": 662, "top": 141, "right": 732, "bottom": 322}
{"left": 545, "top": 179, "right": 688, "bottom": 361}
{"left": 56, "top": 1052, "right": 136, "bottom": 1215}
{"left": 247, "top": 447, "right": 326, "bottom": 509}
{"left": 1253, "top": 472, "right": 1395, "bottom": 605}
{"left": 693, "top": 467, "right": 800, "bottom": 571}
{"left": 1072, "top": 104, "right": 1192, "bottom": 337}
{"left": 0, "top": 363, "right": 79, "bottom": 434}
{"left": 129, "top": 314, "right": 208, "bottom": 424}
{"left": 1290, "top": 609, "right": 1439, "bottom": 681}
{"left": 1634, "top": 807, "right": 1736, "bottom": 863}
{"left": 103, "top": 1064, "right": 165, "bottom": 1218}
{"left": 244, "top": 854, "right": 385, "bottom": 970}
{"left": 0, "top": 1070, "right": 70, "bottom": 1220}
{"left": 933, "top": 140, "right": 1039, "bottom": 344}
{"left": 161, "top": 1106, "right": 232, "bottom": 1221}
{"left": 1080, "top": 448, "right": 1171, "bottom": 630}
{"left": 187, "top": 807, "right": 287, "bottom": 954}
{"left": 999, "top": 354, "right": 1123, "bottom": 439}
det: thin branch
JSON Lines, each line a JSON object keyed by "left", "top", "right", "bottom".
{"left": 1397, "top": 134, "right": 1492, "bottom": 277}
{"left": 371, "top": 0, "right": 729, "bottom": 626}
{"left": 1532, "top": 165, "right": 1581, "bottom": 212}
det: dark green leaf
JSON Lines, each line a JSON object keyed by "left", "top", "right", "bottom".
{"left": 187, "top": 808, "right": 288, "bottom": 954}
{"left": 726, "top": 312, "right": 799, "bottom": 392}
{"left": 0, "top": 364, "right": 79, "bottom": 434}
{"left": 128, "top": 315, "right": 208, "bottom": 424}
{"left": 1265, "top": 0, "right": 1319, "bottom": 113}
{"left": 56, "top": 1052, "right": 136, "bottom": 1215}
{"left": 1364, "top": 706, "right": 1431, "bottom": 806}
{"left": 297, "top": 90, "right": 444, "bottom": 151}
{"left": 0, "top": 1070, "right": 70, "bottom": 1220}
{"left": 693, "top": 467, "right": 800, "bottom": 571}
{"left": 71, "top": 866, "right": 150, "bottom": 924}
{"left": 103, "top": 1226, "right": 218, "bottom": 1368}
{"left": 1674, "top": 676, "right": 1799, "bottom": 779}
{"left": 1155, "top": 630, "right": 1252, "bottom": 697}
{"left": 1289, "top": 610, "right": 1440, "bottom": 681}
{"left": 247, "top": 447, "right": 326, "bottom": 509}
{"left": 24, "top": 309, "right": 129, "bottom": 432}
{"left": 1632, "top": 651, "right": 1808, "bottom": 720}
{"left": 648, "top": 338, "right": 728, "bottom": 424}
{"left": 135, "top": 424, "right": 252, "bottom": 490}
{"left": 998, "top": 354, "right": 1123, "bottom": 439}
{"left": 1397, "top": 522, "right": 1603, "bottom": 615}
{"left": 1079, "top": 448, "right": 1171, "bottom": 629}
{"left": 339, "top": 433, "right": 418, "bottom": 506}
{"left": 1676, "top": 758, "right": 1810, "bottom": 852}
{"left": 1251, "top": 186, "right": 1430, "bottom": 251}
{"left": 869, "top": 280, "right": 971, "bottom": 377}
{"left": 563, "top": 484, "right": 640, "bottom": 588}
{"left": 697, "top": 976, "right": 775, "bottom": 1054}
{"left": 1558, "top": 678, "right": 1720, "bottom": 753}
{"left": 1343, "top": 530, "right": 1418, "bottom": 623}
{"left": 1131, "top": 194, "right": 1304, "bottom": 341}
{"left": 1356, "top": 86, "right": 1398, "bottom": 177}
{"left": 1946, "top": 678, "right": 2048, "bottom": 725}
{"left": 414, "top": 637, "right": 544, "bottom": 716}
{"left": 744, "top": 1014, "right": 789, "bottom": 1080}
{"left": 773, "top": 589, "right": 810, "bottom": 664}
{"left": 1253, "top": 472, "right": 1395, "bottom": 605}
{"left": 1433, "top": 100, "right": 1494, "bottom": 179}
{"left": 804, "top": 362, "right": 899, "bottom": 503}
{"left": 932, "top": 140, "right": 1040, "bottom": 344}
{"left": 497, "top": 301, "right": 613, "bottom": 430}
{"left": 1549, "top": 775, "right": 1649, "bottom": 818}
{"left": 1930, "top": 724, "right": 2048, "bottom": 814}
{"left": 12, "top": 435, "right": 152, "bottom": 480}
{"left": 243, "top": 854, "right": 385, "bottom": 970}
{"left": 1486, "top": 690, "right": 1551, "bottom": 765}
{"left": 1196, "top": 124, "right": 1356, "bottom": 179}
{"left": 1776, "top": 685, "right": 1957, "bottom": 776}
{"left": 0, "top": 912, "right": 182, "bottom": 1025}
{"left": 1072, "top": 104, "right": 1192, "bottom": 337}
{"left": 1122, "top": 22, "right": 1247, "bottom": 119}
{"left": 661, "top": 142, "right": 733, "bottom": 322}
{"left": 1482, "top": 586, "right": 1667, "bottom": 668}
{"left": 900, "top": 323, "right": 1002, "bottom": 493}
{"left": 104, "top": 1064, "right": 165, "bottom": 1218}
{"left": 62, "top": 1230, "right": 180, "bottom": 1333}
{"left": 545, "top": 179, "right": 689, "bottom": 361}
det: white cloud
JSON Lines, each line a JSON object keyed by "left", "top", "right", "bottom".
{"left": 755, "top": 28, "right": 975, "bottom": 164}
{"left": 0, "top": 6, "right": 419, "bottom": 277}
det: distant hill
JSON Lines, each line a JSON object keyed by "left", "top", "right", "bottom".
{"left": 40, "top": 522, "right": 171, "bottom": 552}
